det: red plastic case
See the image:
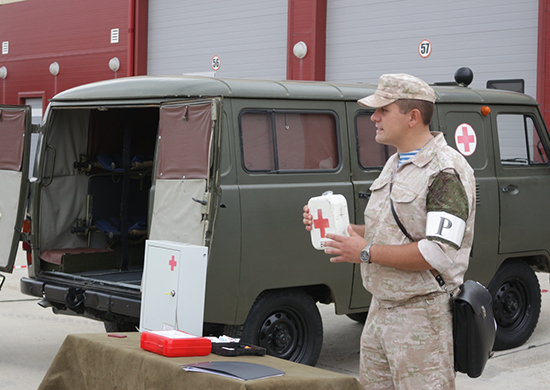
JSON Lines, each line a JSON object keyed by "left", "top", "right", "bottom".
{"left": 140, "top": 330, "right": 212, "bottom": 357}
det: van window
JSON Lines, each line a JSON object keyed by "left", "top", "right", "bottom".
{"left": 0, "top": 108, "right": 26, "bottom": 171}
{"left": 240, "top": 110, "right": 339, "bottom": 172}
{"left": 355, "top": 112, "right": 395, "bottom": 169}
{"left": 497, "top": 114, "right": 549, "bottom": 166}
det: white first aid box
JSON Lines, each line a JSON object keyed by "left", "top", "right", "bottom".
{"left": 307, "top": 191, "right": 350, "bottom": 250}
{"left": 140, "top": 240, "right": 208, "bottom": 336}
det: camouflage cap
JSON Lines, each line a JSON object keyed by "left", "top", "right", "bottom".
{"left": 358, "top": 73, "right": 436, "bottom": 108}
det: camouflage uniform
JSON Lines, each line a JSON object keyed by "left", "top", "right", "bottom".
{"left": 360, "top": 132, "right": 476, "bottom": 389}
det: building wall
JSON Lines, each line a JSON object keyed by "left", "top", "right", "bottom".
{"left": 147, "top": 0, "right": 288, "bottom": 79}
{"left": 146, "top": 0, "right": 540, "bottom": 98}
{"left": 325, "top": 0, "right": 539, "bottom": 97}
{"left": 0, "top": 0, "right": 134, "bottom": 108}
{"left": 537, "top": 0, "right": 550, "bottom": 124}
{"left": 0, "top": 0, "right": 547, "bottom": 111}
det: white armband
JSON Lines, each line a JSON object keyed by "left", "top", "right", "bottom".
{"left": 426, "top": 211, "right": 466, "bottom": 247}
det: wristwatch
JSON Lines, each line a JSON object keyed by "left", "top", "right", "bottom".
{"left": 360, "top": 243, "right": 373, "bottom": 264}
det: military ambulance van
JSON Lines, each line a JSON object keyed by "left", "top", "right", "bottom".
{"left": 0, "top": 69, "right": 547, "bottom": 365}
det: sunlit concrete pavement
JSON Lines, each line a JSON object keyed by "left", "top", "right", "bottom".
{"left": 1, "top": 248, "right": 550, "bottom": 389}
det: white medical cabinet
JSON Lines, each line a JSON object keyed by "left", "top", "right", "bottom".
{"left": 140, "top": 240, "right": 208, "bottom": 336}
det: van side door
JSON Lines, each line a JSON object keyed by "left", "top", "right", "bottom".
{"left": 232, "top": 98, "right": 355, "bottom": 318}
{"left": 435, "top": 103, "right": 500, "bottom": 285}
{"left": 0, "top": 106, "right": 31, "bottom": 273}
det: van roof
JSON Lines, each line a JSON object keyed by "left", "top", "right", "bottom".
{"left": 50, "top": 75, "right": 538, "bottom": 106}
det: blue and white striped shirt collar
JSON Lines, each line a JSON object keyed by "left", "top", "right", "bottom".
{"left": 398, "top": 148, "right": 421, "bottom": 167}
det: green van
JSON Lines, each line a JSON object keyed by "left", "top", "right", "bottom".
{"left": 0, "top": 70, "right": 547, "bottom": 365}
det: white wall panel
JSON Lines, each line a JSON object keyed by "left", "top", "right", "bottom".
{"left": 326, "top": 0, "right": 539, "bottom": 98}
{"left": 148, "top": 0, "right": 288, "bottom": 80}
{"left": 148, "top": 0, "right": 540, "bottom": 99}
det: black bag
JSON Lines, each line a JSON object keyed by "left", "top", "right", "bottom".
{"left": 452, "top": 280, "right": 496, "bottom": 378}
{"left": 389, "top": 195, "right": 496, "bottom": 378}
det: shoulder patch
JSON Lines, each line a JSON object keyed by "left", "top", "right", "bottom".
{"left": 426, "top": 171, "right": 469, "bottom": 248}
{"left": 427, "top": 171, "right": 468, "bottom": 221}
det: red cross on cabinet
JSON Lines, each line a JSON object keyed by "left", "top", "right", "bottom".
{"left": 169, "top": 255, "right": 177, "bottom": 271}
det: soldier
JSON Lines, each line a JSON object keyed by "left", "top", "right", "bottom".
{"left": 303, "top": 74, "right": 476, "bottom": 389}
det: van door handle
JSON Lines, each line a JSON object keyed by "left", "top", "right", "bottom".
{"left": 41, "top": 144, "right": 56, "bottom": 187}
{"left": 358, "top": 192, "right": 371, "bottom": 199}
{"left": 501, "top": 185, "right": 518, "bottom": 194}
{"left": 192, "top": 197, "right": 207, "bottom": 205}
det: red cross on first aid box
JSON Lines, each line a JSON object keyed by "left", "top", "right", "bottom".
{"left": 307, "top": 191, "right": 350, "bottom": 250}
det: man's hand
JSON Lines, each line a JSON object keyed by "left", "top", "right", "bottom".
{"left": 303, "top": 205, "right": 313, "bottom": 231}
{"left": 323, "top": 225, "right": 368, "bottom": 264}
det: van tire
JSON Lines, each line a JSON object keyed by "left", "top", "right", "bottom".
{"left": 239, "top": 289, "right": 323, "bottom": 366}
{"left": 488, "top": 259, "right": 541, "bottom": 351}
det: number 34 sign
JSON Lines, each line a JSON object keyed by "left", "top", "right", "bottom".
{"left": 419, "top": 39, "right": 432, "bottom": 58}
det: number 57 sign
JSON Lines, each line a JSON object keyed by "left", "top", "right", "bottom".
{"left": 418, "top": 39, "right": 432, "bottom": 58}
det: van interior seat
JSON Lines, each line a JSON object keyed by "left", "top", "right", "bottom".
{"left": 88, "top": 172, "right": 151, "bottom": 239}
{"left": 68, "top": 170, "right": 151, "bottom": 245}
{"left": 95, "top": 215, "right": 148, "bottom": 239}
{"left": 96, "top": 154, "right": 154, "bottom": 172}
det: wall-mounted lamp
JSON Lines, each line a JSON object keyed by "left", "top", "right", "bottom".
{"left": 49, "top": 62, "right": 60, "bottom": 95}
{"left": 49, "top": 62, "right": 60, "bottom": 76}
{"left": 109, "top": 57, "right": 120, "bottom": 72}
{"left": 0, "top": 66, "right": 6, "bottom": 104}
{"left": 293, "top": 41, "right": 308, "bottom": 59}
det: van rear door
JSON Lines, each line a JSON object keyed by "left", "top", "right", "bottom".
{"left": 0, "top": 106, "right": 31, "bottom": 273}
{"left": 149, "top": 99, "right": 220, "bottom": 246}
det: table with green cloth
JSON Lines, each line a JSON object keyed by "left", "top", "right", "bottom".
{"left": 38, "top": 333, "right": 363, "bottom": 390}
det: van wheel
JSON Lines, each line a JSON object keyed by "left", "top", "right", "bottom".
{"left": 488, "top": 259, "right": 541, "bottom": 351}
{"left": 104, "top": 320, "right": 139, "bottom": 333}
{"left": 240, "top": 289, "right": 323, "bottom": 366}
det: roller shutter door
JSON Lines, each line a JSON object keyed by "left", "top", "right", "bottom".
{"left": 148, "top": 0, "right": 288, "bottom": 80}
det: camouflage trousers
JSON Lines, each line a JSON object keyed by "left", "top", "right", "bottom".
{"left": 359, "top": 292, "right": 455, "bottom": 390}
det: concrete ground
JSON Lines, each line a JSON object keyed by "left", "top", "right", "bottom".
{"left": 1, "top": 249, "right": 550, "bottom": 389}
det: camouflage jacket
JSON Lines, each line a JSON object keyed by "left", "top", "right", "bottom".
{"left": 362, "top": 132, "right": 476, "bottom": 306}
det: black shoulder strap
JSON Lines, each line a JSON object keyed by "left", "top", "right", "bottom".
{"left": 389, "top": 178, "right": 446, "bottom": 289}
{"left": 389, "top": 180, "right": 414, "bottom": 242}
